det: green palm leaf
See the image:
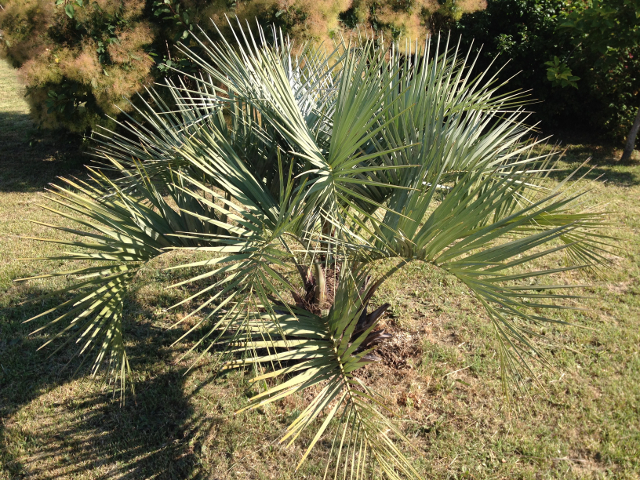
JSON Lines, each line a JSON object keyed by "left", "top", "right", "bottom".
{"left": 223, "top": 267, "right": 421, "bottom": 479}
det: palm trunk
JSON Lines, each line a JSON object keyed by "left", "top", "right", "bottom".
{"left": 621, "top": 105, "right": 640, "bottom": 163}
{"left": 315, "top": 219, "right": 333, "bottom": 306}
{"left": 314, "top": 262, "right": 326, "bottom": 305}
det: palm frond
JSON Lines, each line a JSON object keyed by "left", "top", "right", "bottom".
{"left": 221, "top": 267, "right": 420, "bottom": 480}
{"left": 348, "top": 154, "right": 608, "bottom": 389}
{"left": 16, "top": 163, "right": 212, "bottom": 399}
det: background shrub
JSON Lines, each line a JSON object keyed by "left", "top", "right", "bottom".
{"left": 454, "top": 0, "right": 640, "bottom": 143}
{"left": 454, "top": 0, "right": 579, "bottom": 129}
{"left": 0, "top": 0, "right": 483, "bottom": 134}
{"left": 560, "top": 0, "right": 640, "bottom": 142}
{"left": 2, "top": 0, "right": 637, "bottom": 146}
{"left": 0, "top": 0, "right": 155, "bottom": 132}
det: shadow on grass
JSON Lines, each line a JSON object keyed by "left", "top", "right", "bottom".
{"left": 531, "top": 135, "right": 640, "bottom": 186}
{"left": 0, "top": 111, "right": 85, "bottom": 193}
{"left": 0, "top": 284, "right": 222, "bottom": 479}
{"left": 549, "top": 161, "right": 640, "bottom": 187}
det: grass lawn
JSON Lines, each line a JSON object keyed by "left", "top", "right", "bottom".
{"left": 1, "top": 58, "right": 639, "bottom": 479}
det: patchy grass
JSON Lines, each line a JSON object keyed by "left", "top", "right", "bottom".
{"left": 1, "top": 59, "right": 639, "bottom": 479}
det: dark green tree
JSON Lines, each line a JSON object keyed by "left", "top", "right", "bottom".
{"left": 454, "top": 0, "right": 584, "bottom": 129}
{"left": 561, "top": 0, "right": 640, "bottom": 161}
{"left": 455, "top": 0, "right": 640, "bottom": 152}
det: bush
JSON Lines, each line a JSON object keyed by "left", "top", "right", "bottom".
{"left": 454, "top": 0, "right": 640, "bottom": 143}
{"left": 561, "top": 0, "right": 640, "bottom": 142}
{"left": 454, "top": 0, "right": 584, "bottom": 130}
{"left": 0, "top": 0, "right": 155, "bottom": 132}
{"left": 0, "top": 0, "right": 475, "bottom": 134}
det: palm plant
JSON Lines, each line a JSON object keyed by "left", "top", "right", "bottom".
{"left": 17, "top": 22, "right": 608, "bottom": 479}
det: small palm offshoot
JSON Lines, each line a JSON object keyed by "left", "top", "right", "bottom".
{"left": 17, "top": 22, "right": 609, "bottom": 479}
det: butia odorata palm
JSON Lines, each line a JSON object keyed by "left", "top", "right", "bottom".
{"left": 17, "top": 22, "right": 609, "bottom": 479}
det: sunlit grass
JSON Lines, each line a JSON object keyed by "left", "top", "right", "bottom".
{"left": 1, "top": 59, "right": 638, "bottom": 479}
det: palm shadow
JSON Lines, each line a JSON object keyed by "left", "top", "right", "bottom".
{"left": 0, "top": 111, "right": 84, "bottom": 193}
{"left": 543, "top": 134, "right": 640, "bottom": 186}
{"left": 0, "top": 283, "right": 221, "bottom": 479}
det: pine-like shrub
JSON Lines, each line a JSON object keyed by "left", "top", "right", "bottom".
{"left": 0, "top": 0, "right": 482, "bottom": 134}
{"left": 0, "top": 0, "right": 155, "bottom": 131}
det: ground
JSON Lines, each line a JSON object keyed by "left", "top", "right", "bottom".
{"left": 1, "top": 59, "right": 639, "bottom": 479}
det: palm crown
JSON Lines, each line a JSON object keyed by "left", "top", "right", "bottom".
{"left": 18, "top": 22, "right": 608, "bottom": 479}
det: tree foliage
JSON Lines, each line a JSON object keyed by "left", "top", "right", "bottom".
{"left": 561, "top": 0, "right": 640, "bottom": 143}
{"left": 0, "top": 0, "right": 475, "bottom": 133}
{"left": 0, "top": 0, "right": 155, "bottom": 131}
{"left": 455, "top": 0, "right": 640, "bottom": 144}
{"left": 563, "top": 0, "right": 640, "bottom": 55}
{"left": 15, "top": 24, "right": 609, "bottom": 478}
